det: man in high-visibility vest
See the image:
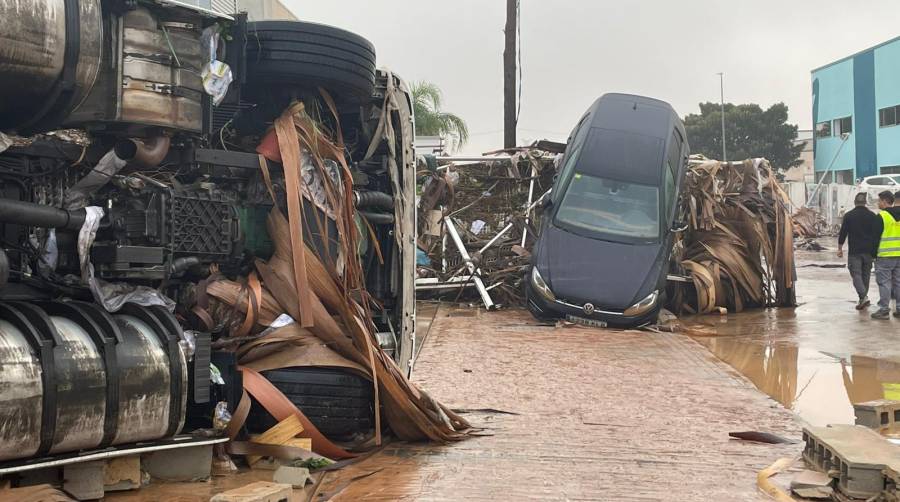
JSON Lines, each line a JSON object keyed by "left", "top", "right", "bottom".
{"left": 872, "top": 190, "right": 900, "bottom": 319}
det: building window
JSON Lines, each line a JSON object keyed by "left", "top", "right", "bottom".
{"left": 880, "top": 105, "right": 899, "bottom": 128}
{"left": 834, "top": 169, "right": 855, "bottom": 185}
{"left": 882, "top": 166, "right": 900, "bottom": 175}
{"left": 815, "top": 121, "right": 832, "bottom": 138}
{"left": 834, "top": 116, "right": 852, "bottom": 135}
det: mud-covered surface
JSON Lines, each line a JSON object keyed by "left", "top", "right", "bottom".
{"left": 309, "top": 307, "right": 800, "bottom": 501}
{"left": 687, "top": 248, "right": 900, "bottom": 427}
{"left": 110, "top": 302, "right": 803, "bottom": 501}
{"left": 116, "top": 257, "right": 899, "bottom": 500}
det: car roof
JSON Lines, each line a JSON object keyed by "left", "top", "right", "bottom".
{"left": 570, "top": 94, "right": 683, "bottom": 185}
{"left": 584, "top": 93, "right": 681, "bottom": 141}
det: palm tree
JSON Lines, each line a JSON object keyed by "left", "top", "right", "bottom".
{"left": 410, "top": 81, "right": 469, "bottom": 151}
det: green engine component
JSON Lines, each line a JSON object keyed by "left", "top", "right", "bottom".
{"left": 237, "top": 206, "right": 274, "bottom": 258}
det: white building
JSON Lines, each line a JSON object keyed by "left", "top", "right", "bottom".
{"left": 234, "top": 0, "right": 298, "bottom": 20}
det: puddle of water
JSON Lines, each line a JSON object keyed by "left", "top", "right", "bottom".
{"left": 694, "top": 336, "right": 900, "bottom": 426}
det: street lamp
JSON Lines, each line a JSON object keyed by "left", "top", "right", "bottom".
{"left": 718, "top": 72, "right": 726, "bottom": 162}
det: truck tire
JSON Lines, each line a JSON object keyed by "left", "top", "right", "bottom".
{"left": 246, "top": 367, "right": 375, "bottom": 441}
{"left": 245, "top": 20, "right": 376, "bottom": 102}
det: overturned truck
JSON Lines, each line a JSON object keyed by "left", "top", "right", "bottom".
{"left": 0, "top": 0, "right": 440, "bottom": 471}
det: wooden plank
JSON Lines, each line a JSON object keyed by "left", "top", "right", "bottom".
{"left": 247, "top": 415, "right": 304, "bottom": 466}
{"left": 284, "top": 437, "right": 312, "bottom": 451}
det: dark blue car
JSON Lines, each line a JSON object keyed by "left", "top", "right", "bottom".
{"left": 526, "top": 93, "right": 689, "bottom": 328}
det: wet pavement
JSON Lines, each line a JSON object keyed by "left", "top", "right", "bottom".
{"left": 112, "top": 248, "right": 889, "bottom": 500}
{"left": 687, "top": 248, "right": 900, "bottom": 428}
{"left": 322, "top": 307, "right": 799, "bottom": 501}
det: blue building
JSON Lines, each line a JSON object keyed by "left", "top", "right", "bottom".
{"left": 812, "top": 36, "right": 900, "bottom": 184}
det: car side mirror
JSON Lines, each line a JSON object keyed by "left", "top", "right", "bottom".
{"left": 542, "top": 198, "right": 554, "bottom": 210}
{"left": 671, "top": 220, "right": 688, "bottom": 232}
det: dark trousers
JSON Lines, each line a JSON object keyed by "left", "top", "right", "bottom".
{"left": 875, "top": 257, "right": 900, "bottom": 310}
{"left": 848, "top": 253, "right": 874, "bottom": 300}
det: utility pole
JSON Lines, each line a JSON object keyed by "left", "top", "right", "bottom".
{"left": 503, "top": 0, "right": 517, "bottom": 149}
{"left": 718, "top": 72, "right": 727, "bottom": 161}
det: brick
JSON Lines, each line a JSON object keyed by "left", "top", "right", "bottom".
{"left": 855, "top": 399, "right": 900, "bottom": 433}
{"left": 63, "top": 461, "right": 105, "bottom": 500}
{"left": 803, "top": 424, "right": 900, "bottom": 499}
{"left": 273, "top": 465, "right": 310, "bottom": 487}
{"left": 104, "top": 455, "right": 141, "bottom": 492}
{"left": 142, "top": 444, "right": 213, "bottom": 482}
{"left": 209, "top": 481, "right": 292, "bottom": 502}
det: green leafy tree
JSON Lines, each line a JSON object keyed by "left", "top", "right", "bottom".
{"left": 684, "top": 102, "right": 804, "bottom": 171}
{"left": 410, "top": 81, "right": 469, "bottom": 151}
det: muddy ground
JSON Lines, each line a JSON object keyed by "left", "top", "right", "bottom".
{"left": 120, "top": 246, "right": 889, "bottom": 501}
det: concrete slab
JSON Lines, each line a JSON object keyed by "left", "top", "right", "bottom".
{"left": 272, "top": 465, "right": 310, "bottom": 487}
{"left": 63, "top": 461, "right": 105, "bottom": 500}
{"left": 142, "top": 444, "right": 212, "bottom": 482}
{"left": 855, "top": 399, "right": 900, "bottom": 432}
{"left": 803, "top": 424, "right": 900, "bottom": 498}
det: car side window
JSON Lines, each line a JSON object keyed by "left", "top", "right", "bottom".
{"left": 664, "top": 130, "right": 683, "bottom": 223}
{"left": 553, "top": 117, "right": 591, "bottom": 204}
{"left": 869, "top": 177, "right": 887, "bottom": 186}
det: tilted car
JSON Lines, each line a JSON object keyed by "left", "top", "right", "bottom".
{"left": 526, "top": 93, "right": 689, "bottom": 328}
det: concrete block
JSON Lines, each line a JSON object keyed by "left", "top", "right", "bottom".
{"left": 803, "top": 424, "right": 900, "bottom": 499}
{"left": 882, "top": 467, "right": 900, "bottom": 502}
{"left": 855, "top": 399, "right": 900, "bottom": 433}
{"left": 272, "top": 465, "right": 310, "bottom": 487}
{"left": 63, "top": 461, "right": 105, "bottom": 501}
{"left": 142, "top": 444, "right": 213, "bottom": 482}
{"left": 790, "top": 469, "right": 833, "bottom": 499}
{"left": 209, "top": 481, "right": 292, "bottom": 502}
{"left": 104, "top": 455, "right": 141, "bottom": 492}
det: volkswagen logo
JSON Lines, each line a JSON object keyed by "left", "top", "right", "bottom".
{"left": 583, "top": 303, "right": 595, "bottom": 315}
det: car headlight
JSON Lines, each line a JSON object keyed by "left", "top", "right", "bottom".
{"left": 624, "top": 290, "right": 658, "bottom": 317}
{"left": 530, "top": 267, "right": 556, "bottom": 302}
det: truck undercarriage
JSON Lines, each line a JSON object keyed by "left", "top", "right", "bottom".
{"left": 0, "top": 0, "right": 418, "bottom": 472}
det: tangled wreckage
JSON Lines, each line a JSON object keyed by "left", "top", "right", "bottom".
{"left": 417, "top": 153, "right": 797, "bottom": 323}
{"left": 0, "top": 0, "right": 466, "bottom": 490}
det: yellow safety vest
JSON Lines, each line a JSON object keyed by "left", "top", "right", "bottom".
{"left": 878, "top": 211, "right": 900, "bottom": 258}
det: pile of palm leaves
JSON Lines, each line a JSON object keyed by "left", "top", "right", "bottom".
{"left": 209, "top": 97, "right": 469, "bottom": 459}
{"left": 672, "top": 157, "right": 796, "bottom": 314}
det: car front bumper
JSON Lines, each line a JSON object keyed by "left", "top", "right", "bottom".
{"left": 526, "top": 282, "right": 659, "bottom": 328}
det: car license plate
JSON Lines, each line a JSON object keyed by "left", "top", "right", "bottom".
{"left": 566, "top": 315, "right": 607, "bottom": 328}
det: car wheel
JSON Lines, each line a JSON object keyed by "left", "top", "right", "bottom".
{"left": 246, "top": 367, "right": 375, "bottom": 441}
{"left": 245, "top": 20, "right": 377, "bottom": 102}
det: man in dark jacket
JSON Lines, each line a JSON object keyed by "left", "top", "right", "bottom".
{"left": 838, "top": 192, "right": 881, "bottom": 309}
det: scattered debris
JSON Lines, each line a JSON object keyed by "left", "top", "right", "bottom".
{"left": 803, "top": 424, "right": 900, "bottom": 499}
{"left": 246, "top": 415, "right": 306, "bottom": 466}
{"left": 790, "top": 470, "right": 834, "bottom": 500}
{"left": 756, "top": 457, "right": 796, "bottom": 502}
{"left": 415, "top": 147, "right": 557, "bottom": 308}
{"left": 796, "top": 238, "right": 827, "bottom": 251}
{"left": 671, "top": 158, "right": 796, "bottom": 315}
{"left": 793, "top": 207, "right": 824, "bottom": 238}
{"left": 728, "top": 431, "right": 795, "bottom": 444}
{"left": 0, "top": 484, "right": 74, "bottom": 502}
{"left": 209, "top": 103, "right": 470, "bottom": 456}
{"left": 209, "top": 481, "right": 293, "bottom": 502}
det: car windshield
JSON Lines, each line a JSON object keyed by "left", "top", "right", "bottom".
{"left": 555, "top": 172, "right": 659, "bottom": 241}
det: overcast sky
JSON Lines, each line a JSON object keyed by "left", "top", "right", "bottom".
{"left": 283, "top": 0, "right": 899, "bottom": 154}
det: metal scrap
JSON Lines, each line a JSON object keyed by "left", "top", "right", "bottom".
{"left": 416, "top": 146, "right": 556, "bottom": 308}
